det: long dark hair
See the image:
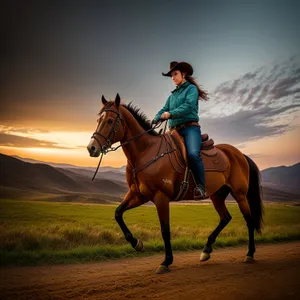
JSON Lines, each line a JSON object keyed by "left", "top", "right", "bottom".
{"left": 185, "top": 75, "right": 209, "bottom": 101}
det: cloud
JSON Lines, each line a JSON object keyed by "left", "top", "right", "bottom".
{"left": 0, "top": 125, "right": 92, "bottom": 150}
{"left": 238, "top": 87, "right": 249, "bottom": 97}
{"left": 214, "top": 79, "right": 241, "bottom": 95}
{"left": 202, "top": 108, "right": 291, "bottom": 145}
{"left": 210, "top": 55, "right": 300, "bottom": 110}
{"left": 243, "top": 153, "right": 269, "bottom": 159}
{"left": 0, "top": 132, "right": 74, "bottom": 149}
{"left": 243, "top": 85, "right": 261, "bottom": 104}
{"left": 270, "top": 84, "right": 300, "bottom": 100}
{"left": 242, "top": 72, "right": 257, "bottom": 81}
{"left": 252, "top": 84, "right": 270, "bottom": 108}
{"left": 0, "top": 126, "right": 49, "bottom": 134}
{"left": 201, "top": 55, "right": 300, "bottom": 144}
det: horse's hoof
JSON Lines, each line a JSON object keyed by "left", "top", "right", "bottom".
{"left": 134, "top": 239, "right": 143, "bottom": 252}
{"left": 200, "top": 251, "right": 210, "bottom": 262}
{"left": 156, "top": 265, "right": 170, "bottom": 274}
{"left": 244, "top": 256, "right": 255, "bottom": 263}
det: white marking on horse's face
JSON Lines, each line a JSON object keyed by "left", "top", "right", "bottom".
{"left": 97, "top": 111, "right": 106, "bottom": 122}
{"left": 162, "top": 179, "right": 172, "bottom": 184}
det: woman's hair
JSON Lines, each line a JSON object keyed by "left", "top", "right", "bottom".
{"left": 185, "top": 75, "right": 209, "bottom": 101}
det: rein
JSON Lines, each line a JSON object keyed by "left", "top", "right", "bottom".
{"left": 91, "top": 114, "right": 167, "bottom": 180}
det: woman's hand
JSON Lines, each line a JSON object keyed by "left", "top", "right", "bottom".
{"left": 161, "top": 112, "right": 171, "bottom": 119}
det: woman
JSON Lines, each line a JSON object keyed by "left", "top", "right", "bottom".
{"left": 152, "top": 61, "right": 209, "bottom": 200}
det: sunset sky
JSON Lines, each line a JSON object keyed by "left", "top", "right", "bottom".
{"left": 1, "top": 0, "right": 300, "bottom": 170}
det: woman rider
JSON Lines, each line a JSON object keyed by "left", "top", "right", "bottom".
{"left": 152, "top": 61, "right": 209, "bottom": 200}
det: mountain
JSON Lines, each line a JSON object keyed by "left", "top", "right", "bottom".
{"left": 261, "top": 163, "right": 300, "bottom": 194}
{"left": 58, "top": 168, "right": 126, "bottom": 183}
{"left": 2, "top": 153, "right": 300, "bottom": 203}
{"left": 260, "top": 186, "right": 300, "bottom": 202}
{"left": 11, "top": 155, "right": 127, "bottom": 173}
{"left": 0, "top": 154, "right": 127, "bottom": 203}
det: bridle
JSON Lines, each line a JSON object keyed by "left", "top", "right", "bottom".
{"left": 90, "top": 107, "right": 166, "bottom": 180}
{"left": 91, "top": 108, "right": 125, "bottom": 155}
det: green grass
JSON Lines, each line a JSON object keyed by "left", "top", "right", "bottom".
{"left": 1, "top": 199, "right": 300, "bottom": 266}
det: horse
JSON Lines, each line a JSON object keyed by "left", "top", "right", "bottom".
{"left": 87, "top": 94, "right": 264, "bottom": 274}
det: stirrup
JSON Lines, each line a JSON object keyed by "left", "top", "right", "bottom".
{"left": 194, "top": 193, "right": 207, "bottom": 200}
{"left": 194, "top": 185, "right": 207, "bottom": 200}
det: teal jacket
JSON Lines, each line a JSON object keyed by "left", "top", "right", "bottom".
{"left": 154, "top": 81, "right": 199, "bottom": 128}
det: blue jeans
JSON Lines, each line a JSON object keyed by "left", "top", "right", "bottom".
{"left": 178, "top": 125, "right": 205, "bottom": 189}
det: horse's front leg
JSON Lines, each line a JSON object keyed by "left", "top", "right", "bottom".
{"left": 154, "top": 193, "right": 173, "bottom": 274}
{"left": 115, "top": 190, "right": 147, "bottom": 251}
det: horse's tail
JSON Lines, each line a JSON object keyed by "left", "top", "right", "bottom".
{"left": 244, "top": 154, "right": 264, "bottom": 234}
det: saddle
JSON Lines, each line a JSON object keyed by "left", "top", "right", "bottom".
{"left": 169, "top": 130, "right": 227, "bottom": 172}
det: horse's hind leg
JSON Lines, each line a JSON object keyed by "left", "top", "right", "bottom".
{"left": 115, "top": 190, "right": 147, "bottom": 251}
{"left": 232, "top": 192, "right": 256, "bottom": 263}
{"left": 200, "top": 186, "right": 231, "bottom": 262}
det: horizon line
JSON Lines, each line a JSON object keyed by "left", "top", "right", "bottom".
{"left": 2, "top": 152, "right": 299, "bottom": 171}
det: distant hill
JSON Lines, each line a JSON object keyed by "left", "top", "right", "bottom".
{"left": 11, "top": 155, "right": 127, "bottom": 173}
{"left": 261, "top": 163, "right": 300, "bottom": 194}
{"left": 58, "top": 168, "right": 126, "bottom": 183}
{"left": 1, "top": 153, "right": 300, "bottom": 203}
{"left": 0, "top": 154, "right": 127, "bottom": 203}
{"left": 260, "top": 186, "right": 300, "bottom": 202}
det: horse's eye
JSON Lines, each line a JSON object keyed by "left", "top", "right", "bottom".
{"left": 107, "top": 119, "right": 113, "bottom": 124}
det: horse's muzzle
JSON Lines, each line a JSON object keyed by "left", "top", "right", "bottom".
{"left": 87, "top": 140, "right": 101, "bottom": 157}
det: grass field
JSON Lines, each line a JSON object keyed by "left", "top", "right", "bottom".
{"left": 1, "top": 199, "right": 300, "bottom": 266}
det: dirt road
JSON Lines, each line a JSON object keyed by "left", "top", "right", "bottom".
{"left": 1, "top": 242, "right": 300, "bottom": 300}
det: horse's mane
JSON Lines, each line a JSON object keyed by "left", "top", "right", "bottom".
{"left": 123, "top": 102, "right": 159, "bottom": 136}
{"left": 101, "top": 101, "right": 159, "bottom": 136}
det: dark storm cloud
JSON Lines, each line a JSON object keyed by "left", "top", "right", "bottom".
{"left": 0, "top": 132, "right": 73, "bottom": 149}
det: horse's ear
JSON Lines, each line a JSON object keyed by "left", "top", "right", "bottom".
{"left": 115, "top": 93, "right": 121, "bottom": 107}
{"left": 101, "top": 95, "right": 107, "bottom": 105}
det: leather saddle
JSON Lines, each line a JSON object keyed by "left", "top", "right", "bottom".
{"left": 169, "top": 130, "right": 227, "bottom": 172}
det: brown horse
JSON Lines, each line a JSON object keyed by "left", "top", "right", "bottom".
{"left": 87, "top": 94, "right": 264, "bottom": 274}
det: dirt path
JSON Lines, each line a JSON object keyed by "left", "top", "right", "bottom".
{"left": 1, "top": 242, "right": 300, "bottom": 300}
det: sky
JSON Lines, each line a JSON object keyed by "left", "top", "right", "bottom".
{"left": 1, "top": 0, "right": 300, "bottom": 170}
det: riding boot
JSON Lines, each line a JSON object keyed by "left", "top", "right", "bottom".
{"left": 194, "top": 184, "right": 207, "bottom": 200}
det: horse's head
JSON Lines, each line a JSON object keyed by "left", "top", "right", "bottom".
{"left": 87, "top": 94, "right": 126, "bottom": 157}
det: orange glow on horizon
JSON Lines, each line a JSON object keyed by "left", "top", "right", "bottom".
{"left": 0, "top": 146, "right": 127, "bottom": 168}
{"left": 1, "top": 124, "right": 299, "bottom": 170}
